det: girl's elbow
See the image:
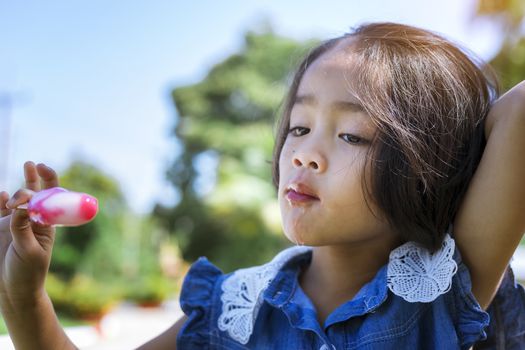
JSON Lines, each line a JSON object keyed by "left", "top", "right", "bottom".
{"left": 486, "top": 81, "right": 525, "bottom": 138}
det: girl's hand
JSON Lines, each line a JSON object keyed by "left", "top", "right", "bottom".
{"left": 0, "top": 161, "right": 59, "bottom": 303}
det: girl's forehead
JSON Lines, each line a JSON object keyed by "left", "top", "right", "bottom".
{"left": 297, "top": 50, "right": 361, "bottom": 102}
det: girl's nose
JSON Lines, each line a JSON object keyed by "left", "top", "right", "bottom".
{"left": 292, "top": 149, "right": 327, "bottom": 173}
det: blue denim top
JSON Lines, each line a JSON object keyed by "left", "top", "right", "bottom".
{"left": 177, "top": 246, "right": 525, "bottom": 349}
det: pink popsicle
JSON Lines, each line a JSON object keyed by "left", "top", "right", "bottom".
{"left": 26, "top": 187, "right": 98, "bottom": 227}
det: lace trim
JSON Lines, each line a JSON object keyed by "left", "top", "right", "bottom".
{"left": 387, "top": 234, "right": 458, "bottom": 303}
{"left": 218, "top": 235, "right": 458, "bottom": 344}
{"left": 218, "top": 246, "right": 311, "bottom": 344}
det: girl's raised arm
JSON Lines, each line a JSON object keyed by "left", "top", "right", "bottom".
{"left": 454, "top": 80, "right": 525, "bottom": 309}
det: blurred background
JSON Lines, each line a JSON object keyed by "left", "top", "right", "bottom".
{"left": 0, "top": 0, "right": 524, "bottom": 348}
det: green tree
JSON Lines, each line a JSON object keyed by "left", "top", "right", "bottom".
{"left": 49, "top": 160, "right": 177, "bottom": 312}
{"left": 51, "top": 160, "right": 128, "bottom": 281}
{"left": 155, "top": 29, "right": 317, "bottom": 271}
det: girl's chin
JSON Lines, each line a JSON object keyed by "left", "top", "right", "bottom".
{"left": 284, "top": 232, "right": 307, "bottom": 246}
{"left": 285, "top": 231, "right": 324, "bottom": 246}
{"left": 284, "top": 231, "right": 347, "bottom": 247}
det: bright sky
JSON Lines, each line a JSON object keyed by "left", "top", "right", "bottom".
{"left": 0, "top": 0, "right": 501, "bottom": 213}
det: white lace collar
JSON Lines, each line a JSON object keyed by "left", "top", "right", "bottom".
{"left": 387, "top": 233, "right": 458, "bottom": 302}
{"left": 218, "top": 246, "right": 311, "bottom": 344}
{"left": 218, "top": 235, "right": 458, "bottom": 345}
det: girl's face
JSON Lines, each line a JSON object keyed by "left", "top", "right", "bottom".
{"left": 278, "top": 48, "right": 394, "bottom": 246}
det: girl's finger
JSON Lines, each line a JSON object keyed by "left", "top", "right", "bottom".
{"left": 0, "top": 191, "right": 12, "bottom": 217}
{"left": 24, "top": 161, "right": 41, "bottom": 192}
{"left": 36, "top": 163, "right": 59, "bottom": 189}
{"left": 0, "top": 215, "right": 12, "bottom": 233}
{"left": 5, "top": 189, "right": 35, "bottom": 210}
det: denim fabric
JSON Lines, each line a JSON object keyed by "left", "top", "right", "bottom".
{"left": 176, "top": 246, "right": 522, "bottom": 350}
{"left": 474, "top": 266, "right": 525, "bottom": 350}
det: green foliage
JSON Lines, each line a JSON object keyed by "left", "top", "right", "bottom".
{"left": 490, "top": 39, "right": 525, "bottom": 92}
{"left": 123, "top": 274, "right": 174, "bottom": 305}
{"left": 50, "top": 160, "right": 128, "bottom": 281}
{"left": 45, "top": 273, "right": 119, "bottom": 320}
{"left": 155, "top": 29, "right": 317, "bottom": 271}
{"left": 49, "top": 160, "right": 176, "bottom": 309}
{"left": 173, "top": 31, "right": 311, "bottom": 126}
{"left": 118, "top": 214, "right": 180, "bottom": 305}
{"left": 475, "top": 0, "right": 525, "bottom": 92}
{"left": 0, "top": 315, "right": 6, "bottom": 335}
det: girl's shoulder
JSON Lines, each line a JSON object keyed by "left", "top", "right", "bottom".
{"left": 175, "top": 256, "right": 225, "bottom": 349}
{"left": 388, "top": 234, "right": 525, "bottom": 348}
{"left": 177, "top": 246, "right": 312, "bottom": 311}
{"left": 176, "top": 246, "right": 312, "bottom": 348}
{"left": 175, "top": 241, "right": 525, "bottom": 349}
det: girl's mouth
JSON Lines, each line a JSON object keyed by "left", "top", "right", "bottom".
{"left": 285, "top": 187, "right": 320, "bottom": 204}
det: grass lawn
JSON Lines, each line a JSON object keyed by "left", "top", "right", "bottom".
{"left": 0, "top": 314, "right": 91, "bottom": 335}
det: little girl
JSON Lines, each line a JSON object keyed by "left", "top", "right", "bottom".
{"left": 1, "top": 22, "right": 524, "bottom": 349}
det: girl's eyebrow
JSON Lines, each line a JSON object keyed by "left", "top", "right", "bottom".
{"left": 294, "top": 93, "right": 365, "bottom": 114}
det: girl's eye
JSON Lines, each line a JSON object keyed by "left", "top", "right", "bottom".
{"left": 340, "top": 133, "right": 363, "bottom": 144}
{"left": 289, "top": 126, "right": 309, "bottom": 137}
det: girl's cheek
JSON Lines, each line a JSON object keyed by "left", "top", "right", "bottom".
{"left": 280, "top": 141, "right": 295, "bottom": 163}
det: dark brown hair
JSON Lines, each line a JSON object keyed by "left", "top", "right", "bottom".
{"left": 272, "top": 22, "right": 499, "bottom": 252}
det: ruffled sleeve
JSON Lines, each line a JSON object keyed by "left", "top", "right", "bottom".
{"left": 176, "top": 257, "right": 223, "bottom": 349}
{"left": 450, "top": 248, "right": 490, "bottom": 349}
{"left": 474, "top": 265, "right": 525, "bottom": 349}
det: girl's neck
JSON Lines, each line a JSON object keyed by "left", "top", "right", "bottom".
{"left": 299, "top": 234, "right": 402, "bottom": 324}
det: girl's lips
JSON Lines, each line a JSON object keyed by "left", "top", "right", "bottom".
{"left": 286, "top": 189, "right": 320, "bottom": 203}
